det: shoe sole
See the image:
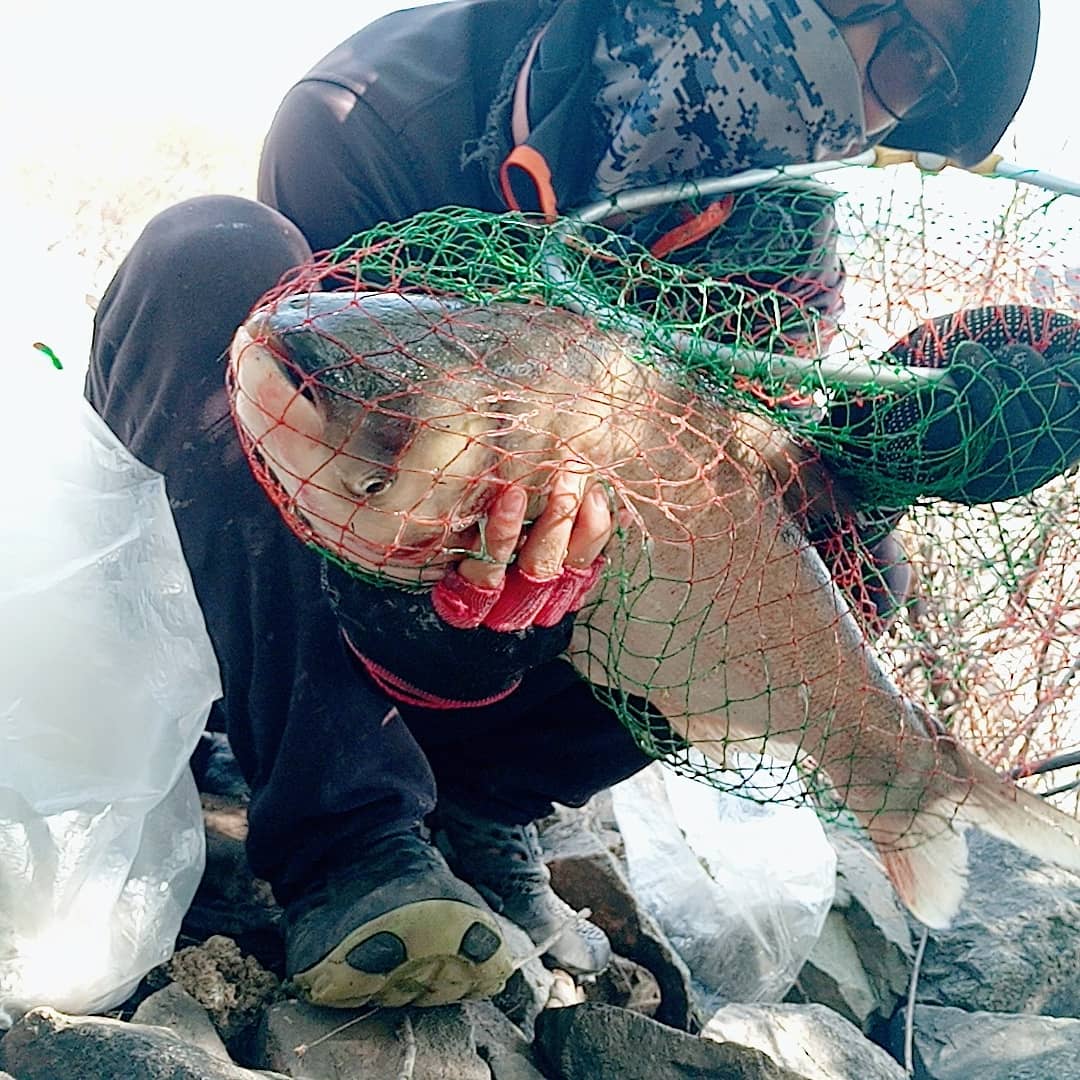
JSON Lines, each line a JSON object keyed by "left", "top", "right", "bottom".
{"left": 291, "top": 898, "right": 514, "bottom": 1008}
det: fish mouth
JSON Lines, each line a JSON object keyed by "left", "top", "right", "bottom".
{"left": 356, "top": 520, "right": 486, "bottom": 574}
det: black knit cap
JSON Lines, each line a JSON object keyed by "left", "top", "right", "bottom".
{"left": 887, "top": 0, "right": 1040, "bottom": 167}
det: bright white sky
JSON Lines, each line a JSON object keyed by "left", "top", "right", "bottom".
{"left": 3, "top": 0, "right": 1079, "bottom": 368}
{"left": 5, "top": 0, "right": 1075, "bottom": 160}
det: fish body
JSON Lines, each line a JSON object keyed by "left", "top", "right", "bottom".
{"left": 230, "top": 290, "right": 1080, "bottom": 928}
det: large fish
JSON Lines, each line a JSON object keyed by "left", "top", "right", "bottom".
{"left": 229, "top": 289, "right": 1080, "bottom": 929}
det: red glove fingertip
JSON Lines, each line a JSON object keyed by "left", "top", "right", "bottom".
{"left": 534, "top": 555, "right": 606, "bottom": 627}
{"left": 483, "top": 567, "right": 560, "bottom": 631}
{"left": 431, "top": 565, "right": 502, "bottom": 629}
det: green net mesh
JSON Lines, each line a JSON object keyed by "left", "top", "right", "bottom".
{"left": 227, "top": 169, "right": 1080, "bottom": 922}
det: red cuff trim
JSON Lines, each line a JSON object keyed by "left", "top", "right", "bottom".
{"left": 535, "top": 556, "right": 604, "bottom": 626}
{"left": 483, "top": 567, "right": 561, "bottom": 632}
{"left": 343, "top": 632, "right": 522, "bottom": 710}
{"left": 431, "top": 565, "right": 502, "bottom": 629}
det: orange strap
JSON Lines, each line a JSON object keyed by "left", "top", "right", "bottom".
{"left": 499, "top": 145, "right": 559, "bottom": 222}
{"left": 648, "top": 194, "right": 736, "bottom": 259}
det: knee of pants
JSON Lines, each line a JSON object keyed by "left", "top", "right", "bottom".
{"left": 91, "top": 195, "right": 315, "bottom": 397}
{"left": 131, "top": 194, "right": 312, "bottom": 299}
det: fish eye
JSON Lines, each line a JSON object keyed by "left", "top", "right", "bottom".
{"left": 344, "top": 471, "right": 395, "bottom": 499}
{"left": 362, "top": 476, "right": 393, "bottom": 496}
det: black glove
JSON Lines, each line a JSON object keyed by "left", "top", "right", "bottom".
{"left": 822, "top": 306, "right": 1080, "bottom": 506}
{"left": 322, "top": 561, "right": 575, "bottom": 707}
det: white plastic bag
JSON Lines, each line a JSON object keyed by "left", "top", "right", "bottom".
{"left": 0, "top": 360, "right": 221, "bottom": 1028}
{"left": 611, "top": 755, "right": 836, "bottom": 1015}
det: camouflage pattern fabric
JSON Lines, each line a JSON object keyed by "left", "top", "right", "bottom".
{"left": 591, "top": 0, "right": 867, "bottom": 195}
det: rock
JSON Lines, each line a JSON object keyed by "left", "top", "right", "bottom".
{"left": 0, "top": 1007, "right": 290, "bottom": 1080}
{"left": 828, "top": 829, "right": 914, "bottom": 1002}
{"left": 491, "top": 915, "right": 556, "bottom": 1039}
{"left": 540, "top": 807, "right": 701, "bottom": 1031}
{"left": 184, "top": 795, "right": 283, "bottom": 953}
{"left": 890, "top": 1005, "right": 1080, "bottom": 1080}
{"left": 704, "top": 1003, "right": 907, "bottom": 1080}
{"left": 912, "top": 830, "right": 1080, "bottom": 1016}
{"left": 487, "top": 1054, "right": 552, "bottom": 1080}
{"left": 790, "top": 829, "right": 913, "bottom": 1030}
{"left": 583, "top": 954, "right": 662, "bottom": 1018}
{"left": 787, "top": 910, "right": 880, "bottom": 1030}
{"left": 461, "top": 1000, "right": 551, "bottom": 1080}
{"left": 254, "top": 1000, "right": 490, "bottom": 1078}
{"left": 131, "top": 982, "right": 230, "bottom": 1060}
{"left": 536, "top": 1002, "right": 780, "bottom": 1079}
{"left": 166, "top": 935, "right": 280, "bottom": 1052}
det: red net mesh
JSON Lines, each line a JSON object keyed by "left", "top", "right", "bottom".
{"left": 227, "top": 176, "right": 1080, "bottom": 926}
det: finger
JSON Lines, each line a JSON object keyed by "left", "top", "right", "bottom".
{"left": 516, "top": 462, "right": 590, "bottom": 580}
{"left": 564, "top": 484, "right": 615, "bottom": 569}
{"left": 457, "top": 484, "right": 527, "bottom": 589}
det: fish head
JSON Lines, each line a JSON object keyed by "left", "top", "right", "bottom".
{"left": 229, "top": 291, "right": 512, "bottom": 581}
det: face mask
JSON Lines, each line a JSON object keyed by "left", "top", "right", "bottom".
{"left": 590, "top": 0, "right": 868, "bottom": 197}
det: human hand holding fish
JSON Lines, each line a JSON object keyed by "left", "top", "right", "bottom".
{"left": 432, "top": 462, "right": 622, "bottom": 631}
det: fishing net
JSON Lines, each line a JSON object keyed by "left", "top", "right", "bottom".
{"left": 228, "top": 170, "right": 1080, "bottom": 867}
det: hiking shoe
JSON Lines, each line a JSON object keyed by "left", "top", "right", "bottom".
{"left": 433, "top": 801, "right": 612, "bottom": 977}
{"left": 284, "top": 830, "right": 513, "bottom": 1008}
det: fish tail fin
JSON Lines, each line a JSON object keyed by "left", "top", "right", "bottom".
{"left": 868, "top": 746, "right": 1080, "bottom": 930}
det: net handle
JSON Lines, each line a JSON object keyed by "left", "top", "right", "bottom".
{"left": 553, "top": 146, "right": 1080, "bottom": 391}
{"left": 537, "top": 221, "right": 938, "bottom": 390}
{"left": 568, "top": 147, "right": 1080, "bottom": 224}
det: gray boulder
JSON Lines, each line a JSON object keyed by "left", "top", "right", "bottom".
{"left": 536, "top": 1002, "right": 791, "bottom": 1080}
{"left": 890, "top": 1004, "right": 1080, "bottom": 1080}
{"left": 913, "top": 830, "right": 1080, "bottom": 1016}
{"left": 254, "top": 1001, "right": 491, "bottom": 1078}
{"left": 0, "top": 1007, "right": 289, "bottom": 1080}
{"left": 462, "top": 1000, "right": 551, "bottom": 1080}
{"left": 540, "top": 806, "right": 701, "bottom": 1031}
{"left": 704, "top": 1003, "right": 906, "bottom": 1080}
{"left": 491, "top": 914, "right": 558, "bottom": 1039}
{"left": 536, "top": 1002, "right": 904, "bottom": 1080}
{"left": 788, "top": 910, "right": 881, "bottom": 1030}
{"left": 131, "top": 982, "right": 230, "bottom": 1060}
{"left": 790, "top": 829, "right": 914, "bottom": 1030}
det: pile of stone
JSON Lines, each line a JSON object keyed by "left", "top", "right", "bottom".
{"left": 3, "top": 784, "right": 1080, "bottom": 1079}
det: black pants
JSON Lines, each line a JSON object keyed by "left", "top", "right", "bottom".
{"left": 85, "top": 195, "right": 652, "bottom": 904}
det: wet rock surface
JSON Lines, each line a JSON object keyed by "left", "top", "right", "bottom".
{"left": 0, "top": 1007, "right": 291, "bottom": 1080}
{"left": 702, "top": 1002, "right": 907, "bottom": 1080}
{"left": 907, "top": 830, "right": 1080, "bottom": 1017}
